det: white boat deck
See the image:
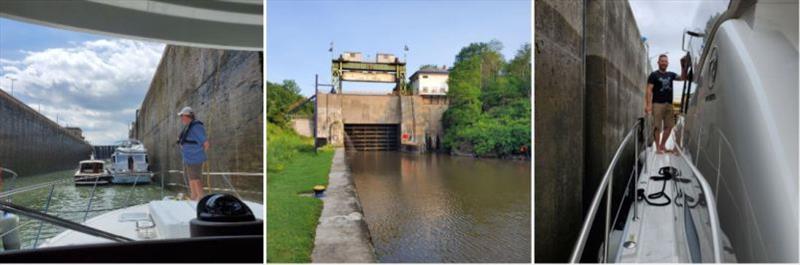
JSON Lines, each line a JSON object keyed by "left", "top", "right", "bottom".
{"left": 617, "top": 146, "right": 689, "bottom": 263}
{"left": 40, "top": 199, "right": 263, "bottom": 248}
{"left": 615, "top": 133, "right": 736, "bottom": 263}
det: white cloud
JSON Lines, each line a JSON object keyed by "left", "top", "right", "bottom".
{"left": 0, "top": 39, "right": 165, "bottom": 145}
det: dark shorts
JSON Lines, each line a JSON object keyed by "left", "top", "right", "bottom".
{"left": 184, "top": 163, "right": 203, "bottom": 181}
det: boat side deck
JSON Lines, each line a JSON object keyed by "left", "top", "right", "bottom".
{"left": 615, "top": 134, "right": 737, "bottom": 263}
{"left": 617, "top": 146, "right": 688, "bottom": 263}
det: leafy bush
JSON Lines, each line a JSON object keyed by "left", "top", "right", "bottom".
{"left": 442, "top": 41, "right": 531, "bottom": 157}
{"left": 267, "top": 80, "right": 314, "bottom": 127}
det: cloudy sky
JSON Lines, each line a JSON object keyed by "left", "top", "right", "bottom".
{"left": 0, "top": 18, "right": 165, "bottom": 145}
{"left": 629, "top": 0, "right": 730, "bottom": 101}
{"left": 268, "top": 0, "right": 530, "bottom": 96}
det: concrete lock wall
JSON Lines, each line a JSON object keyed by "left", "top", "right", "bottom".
{"left": 315, "top": 93, "right": 446, "bottom": 152}
{"left": 131, "top": 45, "right": 263, "bottom": 191}
{"left": 400, "top": 96, "right": 447, "bottom": 152}
{"left": 0, "top": 90, "right": 92, "bottom": 177}
{"left": 290, "top": 118, "right": 314, "bottom": 138}
{"left": 534, "top": 0, "right": 586, "bottom": 262}
{"left": 535, "top": 0, "right": 646, "bottom": 262}
{"left": 584, "top": 0, "right": 647, "bottom": 222}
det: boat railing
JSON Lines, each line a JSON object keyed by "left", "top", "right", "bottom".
{"left": 0, "top": 167, "right": 20, "bottom": 202}
{"left": 0, "top": 167, "right": 134, "bottom": 250}
{"left": 568, "top": 115, "right": 723, "bottom": 263}
{"left": 165, "top": 170, "right": 263, "bottom": 200}
{"left": 569, "top": 118, "right": 645, "bottom": 263}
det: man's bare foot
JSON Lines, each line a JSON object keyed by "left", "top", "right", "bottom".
{"left": 667, "top": 148, "right": 678, "bottom": 154}
{"left": 656, "top": 148, "right": 665, "bottom": 154}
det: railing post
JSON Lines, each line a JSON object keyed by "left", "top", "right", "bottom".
{"left": 82, "top": 177, "right": 100, "bottom": 222}
{"left": 569, "top": 120, "right": 639, "bottom": 263}
{"left": 604, "top": 166, "right": 612, "bottom": 263}
{"left": 161, "top": 172, "right": 165, "bottom": 199}
{"left": 221, "top": 174, "right": 242, "bottom": 199}
{"left": 634, "top": 121, "right": 639, "bottom": 221}
{"left": 123, "top": 175, "right": 141, "bottom": 208}
{"left": 32, "top": 184, "right": 56, "bottom": 248}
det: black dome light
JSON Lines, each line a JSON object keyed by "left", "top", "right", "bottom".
{"left": 196, "top": 194, "right": 256, "bottom": 222}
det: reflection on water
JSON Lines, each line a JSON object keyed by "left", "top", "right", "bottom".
{"left": 346, "top": 152, "right": 531, "bottom": 262}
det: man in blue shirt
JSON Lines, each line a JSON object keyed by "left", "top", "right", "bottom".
{"left": 177, "top": 106, "right": 209, "bottom": 200}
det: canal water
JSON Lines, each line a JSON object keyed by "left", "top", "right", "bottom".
{"left": 3, "top": 169, "right": 262, "bottom": 249}
{"left": 346, "top": 152, "right": 531, "bottom": 262}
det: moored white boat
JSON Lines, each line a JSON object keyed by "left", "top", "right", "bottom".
{"left": 73, "top": 159, "right": 112, "bottom": 186}
{"left": 109, "top": 139, "right": 154, "bottom": 185}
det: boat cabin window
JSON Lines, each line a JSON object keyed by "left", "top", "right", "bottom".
{"left": 80, "top": 163, "right": 103, "bottom": 174}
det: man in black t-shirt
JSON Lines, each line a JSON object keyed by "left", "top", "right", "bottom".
{"left": 645, "top": 54, "right": 689, "bottom": 154}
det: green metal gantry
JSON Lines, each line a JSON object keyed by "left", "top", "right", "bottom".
{"left": 331, "top": 56, "right": 407, "bottom": 94}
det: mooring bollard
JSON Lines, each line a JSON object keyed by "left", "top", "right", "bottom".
{"left": 313, "top": 185, "right": 326, "bottom": 198}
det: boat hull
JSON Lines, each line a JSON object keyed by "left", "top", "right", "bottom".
{"left": 74, "top": 175, "right": 113, "bottom": 186}
{"left": 111, "top": 173, "right": 153, "bottom": 185}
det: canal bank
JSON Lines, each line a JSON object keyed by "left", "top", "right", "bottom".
{"left": 311, "top": 148, "right": 376, "bottom": 263}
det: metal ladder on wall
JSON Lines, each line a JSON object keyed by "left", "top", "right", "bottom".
{"left": 568, "top": 117, "right": 723, "bottom": 263}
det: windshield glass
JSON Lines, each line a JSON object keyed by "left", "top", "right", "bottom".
{"left": 686, "top": 0, "right": 730, "bottom": 68}
{"left": 79, "top": 163, "right": 103, "bottom": 174}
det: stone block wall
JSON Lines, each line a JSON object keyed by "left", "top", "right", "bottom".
{"left": 534, "top": 0, "right": 587, "bottom": 262}
{"left": 130, "top": 45, "right": 263, "bottom": 193}
{"left": 0, "top": 90, "right": 92, "bottom": 177}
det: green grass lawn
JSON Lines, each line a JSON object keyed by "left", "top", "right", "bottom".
{"left": 267, "top": 123, "right": 334, "bottom": 263}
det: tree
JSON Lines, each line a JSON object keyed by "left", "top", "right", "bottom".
{"left": 442, "top": 41, "right": 531, "bottom": 157}
{"left": 267, "top": 80, "right": 312, "bottom": 127}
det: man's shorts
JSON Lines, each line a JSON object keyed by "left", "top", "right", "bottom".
{"left": 652, "top": 102, "right": 675, "bottom": 132}
{"left": 184, "top": 163, "right": 203, "bottom": 181}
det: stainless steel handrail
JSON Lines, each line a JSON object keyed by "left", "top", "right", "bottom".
{"left": 0, "top": 200, "right": 133, "bottom": 243}
{"left": 0, "top": 167, "right": 155, "bottom": 248}
{"left": 0, "top": 168, "right": 19, "bottom": 202}
{"left": 166, "top": 170, "right": 263, "bottom": 199}
{"left": 166, "top": 170, "right": 264, "bottom": 177}
{"left": 569, "top": 119, "right": 643, "bottom": 263}
{"left": 569, "top": 116, "right": 723, "bottom": 263}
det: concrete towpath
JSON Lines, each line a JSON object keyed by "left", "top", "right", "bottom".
{"left": 311, "top": 148, "right": 377, "bottom": 263}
